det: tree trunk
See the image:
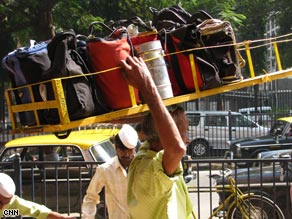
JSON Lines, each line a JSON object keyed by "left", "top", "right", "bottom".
{"left": 34, "top": 11, "right": 55, "bottom": 41}
{"left": 33, "top": 1, "right": 59, "bottom": 41}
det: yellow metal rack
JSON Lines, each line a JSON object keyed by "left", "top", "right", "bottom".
{"left": 5, "top": 34, "right": 292, "bottom": 135}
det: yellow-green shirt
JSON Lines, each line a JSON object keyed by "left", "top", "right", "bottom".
{"left": 0, "top": 195, "right": 51, "bottom": 219}
{"left": 127, "top": 142, "right": 193, "bottom": 219}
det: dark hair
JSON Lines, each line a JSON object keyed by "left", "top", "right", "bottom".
{"left": 134, "top": 123, "right": 143, "bottom": 132}
{"left": 114, "top": 134, "right": 129, "bottom": 151}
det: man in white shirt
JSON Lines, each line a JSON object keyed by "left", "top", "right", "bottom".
{"left": 81, "top": 124, "right": 138, "bottom": 219}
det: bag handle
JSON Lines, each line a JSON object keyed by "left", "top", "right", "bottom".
{"left": 150, "top": 5, "right": 191, "bottom": 24}
{"left": 47, "top": 30, "right": 76, "bottom": 60}
{"left": 88, "top": 23, "right": 135, "bottom": 58}
{"left": 188, "top": 10, "right": 213, "bottom": 25}
{"left": 115, "top": 16, "right": 152, "bottom": 31}
{"left": 88, "top": 21, "right": 114, "bottom": 36}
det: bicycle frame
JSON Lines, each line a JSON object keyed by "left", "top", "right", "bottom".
{"left": 190, "top": 167, "right": 285, "bottom": 219}
{"left": 211, "top": 175, "right": 253, "bottom": 219}
{"left": 191, "top": 174, "right": 254, "bottom": 219}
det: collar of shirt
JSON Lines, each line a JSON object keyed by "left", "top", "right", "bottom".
{"left": 112, "top": 156, "right": 128, "bottom": 176}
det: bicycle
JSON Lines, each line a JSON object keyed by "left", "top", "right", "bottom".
{"left": 189, "top": 169, "right": 285, "bottom": 219}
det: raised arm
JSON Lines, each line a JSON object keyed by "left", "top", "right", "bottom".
{"left": 120, "top": 56, "right": 186, "bottom": 176}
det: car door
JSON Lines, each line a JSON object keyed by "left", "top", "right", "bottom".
{"left": 230, "top": 115, "right": 269, "bottom": 140}
{"left": 204, "top": 113, "right": 229, "bottom": 149}
{"left": 276, "top": 124, "right": 292, "bottom": 149}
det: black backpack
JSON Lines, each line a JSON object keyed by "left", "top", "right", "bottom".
{"left": 42, "top": 30, "right": 108, "bottom": 124}
{"left": 151, "top": 6, "right": 244, "bottom": 90}
{"left": 150, "top": 5, "right": 192, "bottom": 31}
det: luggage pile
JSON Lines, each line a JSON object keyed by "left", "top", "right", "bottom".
{"left": 2, "top": 5, "right": 245, "bottom": 130}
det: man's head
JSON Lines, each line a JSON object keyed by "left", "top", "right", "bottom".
{"left": 142, "top": 105, "right": 189, "bottom": 148}
{"left": 114, "top": 124, "right": 138, "bottom": 169}
{"left": 134, "top": 123, "right": 146, "bottom": 143}
{"left": 0, "top": 173, "right": 15, "bottom": 209}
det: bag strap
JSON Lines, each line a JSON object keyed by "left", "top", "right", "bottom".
{"left": 166, "top": 34, "right": 190, "bottom": 93}
{"left": 70, "top": 50, "right": 90, "bottom": 74}
{"left": 70, "top": 49, "right": 110, "bottom": 114}
{"left": 47, "top": 30, "right": 76, "bottom": 60}
{"left": 195, "top": 56, "right": 222, "bottom": 89}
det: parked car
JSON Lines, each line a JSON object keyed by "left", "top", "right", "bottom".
{"left": 238, "top": 106, "right": 272, "bottom": 127}
{"left": 186, "top": 111, "right": 269, "bottom": 157}
{"left": 225, "top": 116, "right": 292, "bottom": 163}
{"left": 0, "top": 128, "right": 120, "bottom": 217}
{"left": 258, "top": 149, "right": 292, "bottom": 159}
{"left": 214, "top": 159, "right": 292, "bottom": 218}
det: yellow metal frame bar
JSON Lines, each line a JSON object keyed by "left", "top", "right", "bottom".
{"left": 5, "top": 38, "right": 292, "bottom": 134}
{"left": 6, "top": 79, "right": 71, "bottom": 133}
{"left": 244, "top": 41, "right": 255, "bottom": 78}
{"left": 10, "top": 67, "right": 292, "bottom": 134}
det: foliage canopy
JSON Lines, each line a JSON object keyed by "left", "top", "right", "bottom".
{"left": 1, "top": 0, "right": 291, "bottom": 75}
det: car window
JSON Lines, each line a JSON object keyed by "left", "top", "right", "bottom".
{"left": 1, "top": 147, "right": 22, "bottom": 162}
{"left": 230, "top": 115, "right": 254, "bottom": 127}
{"left": 0, "top": 146, "right": 85, "bottom": 162}
{"left": 187, "top": 113, "right": 201, "bottom": 126}
{"left": 0, "top": 147, "right": 39, "bottom": 162}
{"left": 206, "top": 114, "right": 227, "bottom": 126}
{"left": 42, "top": 146, "right": 60, "bottom": 161}
{"left": 61, "top": 146, "right": 84, "bottom": 161}
{"left": 40, "top": 146, "right": 84, "bottom": 162}
{"left": 270, "top": 120, "right": 288, "bottom": 134}
{"left": 90, "top": 141, "right": 116, "bottom": 162}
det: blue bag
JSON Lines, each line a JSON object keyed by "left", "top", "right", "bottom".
{"left": 2, "top": 40, "right": 51, "bottom": 126}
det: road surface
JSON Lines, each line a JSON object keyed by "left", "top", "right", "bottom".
{"left": 188, "top": 170, "right": 220, "bottom": 219}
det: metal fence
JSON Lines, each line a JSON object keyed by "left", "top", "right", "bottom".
{"left": 0, "top": 155, "right": 107, "bottom": 219}
{"left": 1, "top": 111, "right": 291, "bottom": 158}
{"left": 1, "top": 156, "right": 291, "bottom": 219}
{"left": 1, "top": 79, "right": 292, "bottom": 159}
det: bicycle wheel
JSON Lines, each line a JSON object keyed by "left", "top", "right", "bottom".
{"left": 227, "top": 194, "right": 285, "bottom": 219}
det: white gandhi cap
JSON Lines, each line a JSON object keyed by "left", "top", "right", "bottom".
{"left": 118, "top": 124, "right": 138, "bottom": 149}
{"left": 0, "top": 173, "right": 16, "bottom": 198}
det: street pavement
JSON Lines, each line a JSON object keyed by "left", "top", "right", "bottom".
{"left": 187, "top": 170, "right": 220, "bottom": 219}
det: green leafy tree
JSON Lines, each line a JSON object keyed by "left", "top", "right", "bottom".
{"left": 183, "top": 0, "right": 246, "bottom": 28}
{"left": 235, "top": 0, "right": 275, "bottom": 76}
{"left": 82, "top": 0, "right": 245, "bottom": 29}
{"left": 0, "top": 0, "right": 246, "bottom": 45}
{"left": 0, "top": 0, "right": 58, "bottom": 43}
{"left": 52, "top": 0, "right": 101, "bottom": 36}
{"left": 274, "top": 0, "right": 292, "bottom": 69}
{"left": 0, "top": 0, "right": 247, "bottom": 68}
